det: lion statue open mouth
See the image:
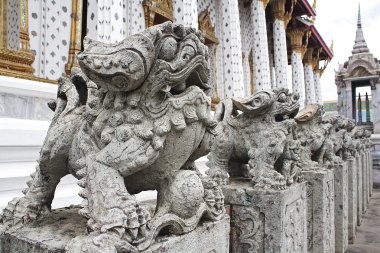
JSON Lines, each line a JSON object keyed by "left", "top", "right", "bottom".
{"left": 0, "top": 22, "right": 225, "bottom": 252}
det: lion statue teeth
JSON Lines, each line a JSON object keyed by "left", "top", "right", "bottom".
{"left": 0, "top": 22, "right": 225, "bottom": 252}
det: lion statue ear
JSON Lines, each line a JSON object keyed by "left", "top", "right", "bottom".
{"left": 231, "top": 90, "right": 274, "bottom": 115}
{"left": 294, "top": 104, "right": 319, "bottom": 123}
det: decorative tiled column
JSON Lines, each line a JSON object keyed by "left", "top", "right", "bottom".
{"left": 173, "top": 0, "right": 198, "bottom": 28}
{"left": 267, "top": 22, "right": 276, "bottom": 89}
{"left": 271, "top": 0, "right": 293, "bottom": 89}
{"left": 288, "top": 28, "right": 306, "bottom": 108}
{"left": 220, "top": 0, "right": 244, "bottom": 97}
{"left": 250, "top": 0, "right": 271, "bottom": 92}
{"left": 313, "top": 69, "right": 323, "bottom": 105}
{"left": 303, "top": 48, "right": 316, "bottom": 105}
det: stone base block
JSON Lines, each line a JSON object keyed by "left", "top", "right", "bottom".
{"left": 371, "top": 134, "right": 380, "bottom": 188}
{"left": 223, "top": 180, "right": 307, "bottom": 253}
{"left": 369, "top": 150, "right": 373, "bottom": 196}
{"left": 365, "top": 151, "right": 371, "bottom": 201}
{"left": 301, "top": 169, "right": 335, "bottom": 253}
{"left": 356, "top": 155, "right": 363, "bottom": 225}
{"left": 0, "top": 207, "right": 230, "bottom": 253}
{"left": 361, "top": 153, "right": 368, "bottom": 212}
{"left": 333, "top": 162, "right": 348, "bottom": 253}
{"left": 347, "top": 158, "right": 357, "bottom": 243}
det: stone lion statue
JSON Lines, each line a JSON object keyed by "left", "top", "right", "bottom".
{"left": 206, "top": 89, "right": 301, "bottom": 189}
{"left": 294, "top": 104, "right": 332, "bottom": 168}
{"left": 0, "top": 22, "right": 225, "bottom": 252}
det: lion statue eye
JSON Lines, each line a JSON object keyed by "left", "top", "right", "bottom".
{"left": 158, "top": 37, "right": 177, "bottom": 61}
{"left": 278, "top": 93, "right": 287, "bottom": 102}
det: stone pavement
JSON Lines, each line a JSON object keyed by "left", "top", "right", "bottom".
{"left": 347, "top": 188, "right": 380, "bottom": 253}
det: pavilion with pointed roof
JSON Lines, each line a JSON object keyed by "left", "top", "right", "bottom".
{"left": 335, "top": 4, "right": 380, "bottom": 133}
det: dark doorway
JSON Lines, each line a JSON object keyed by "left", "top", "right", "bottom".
{"left": 352, "top": 80, "right": 373, "bottom": 130}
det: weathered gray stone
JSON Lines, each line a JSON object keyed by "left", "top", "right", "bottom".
{"left": 371, "top": 134, "right": 380, "bottom": 188}
{"left": 207, "top": 89, "right": 301, "bottom": 190}
{"left": 357, "top": 155, "right": 364, "bottom": 225}
{"left": 369, "top": 150, "right": 373, "bottom": 195}
{"left": 347, "top": 158, "right": 358, "bottom": 243}
{"left": 223, "top": 179, "right": 307, "bottom": 253}
{"left": 0, "top": 22, "right": 226, "bottom": 252}
{"left": 301, "top": 169, "right": 335, "bottom": 253}
{"left": 0, "top": 92, "right": 54, "bottom": 121}
{"left": 333, "top": 162, "right": 349, "bottom": 253}
{"left": 362, "top": 152, "right": 369, "bottom": 212}
{"left": 365, "top": 151, "right": 371, "bottom": 200}
{"left": 1, "top": 207, "right": 230, "bottom": 253}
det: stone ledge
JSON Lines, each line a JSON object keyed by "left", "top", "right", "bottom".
{"left": 0, "top": 207, "right": 230, "bottom": 253}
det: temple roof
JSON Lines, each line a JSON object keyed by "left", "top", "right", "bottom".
{"left": 352, "top": 3, "right": 370, "bottom": 55}
{"left": 291, "top": 17, "right": 333, "bottom": 60}
{"left": 293, "top": 0, "right": 316, "bottom": 17}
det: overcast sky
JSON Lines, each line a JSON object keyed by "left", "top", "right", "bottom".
{"left": 312, "top": 0, "right": 380, "bottom": 101}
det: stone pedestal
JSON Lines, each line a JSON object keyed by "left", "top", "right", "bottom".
{"left": 365, "top": 151, "right": 371, "bottom": 201}
{"left": 371, "top": 134, "right": 380, "bottom": 188}
{"left": 0, "top": 207, "right": 230, "bottom": 253}
{"left": 223, "top": 180, "right": 307, "bottom": 253}
{"left": 301, "top": 169, "right": 335, "bottom": 253}
{"left": 333, "top": 162, "right": 348, "bottom": 253}
{"left": 356, "top": 155, "right": 363, "bottom": 225}
{"left": 368, "top": 150, "right": 373, "bottom": 196}
{"left": 347, "top": 158, "right": 357, "bottom": 243}
{"left": 361, "top": 152, "right": 368, "bottom": 212}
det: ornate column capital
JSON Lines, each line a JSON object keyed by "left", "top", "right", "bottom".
{"left": 303, "top": 47, "right": 314, "bottom": 66}
{"left": 271, "top": 0, "right": 295, "bottom": 27}
{"left": 262, "top": 0, "right": 271, "bottom": 8}
{"left": 288, "top": 28, "right": 306, "bottom": 54}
